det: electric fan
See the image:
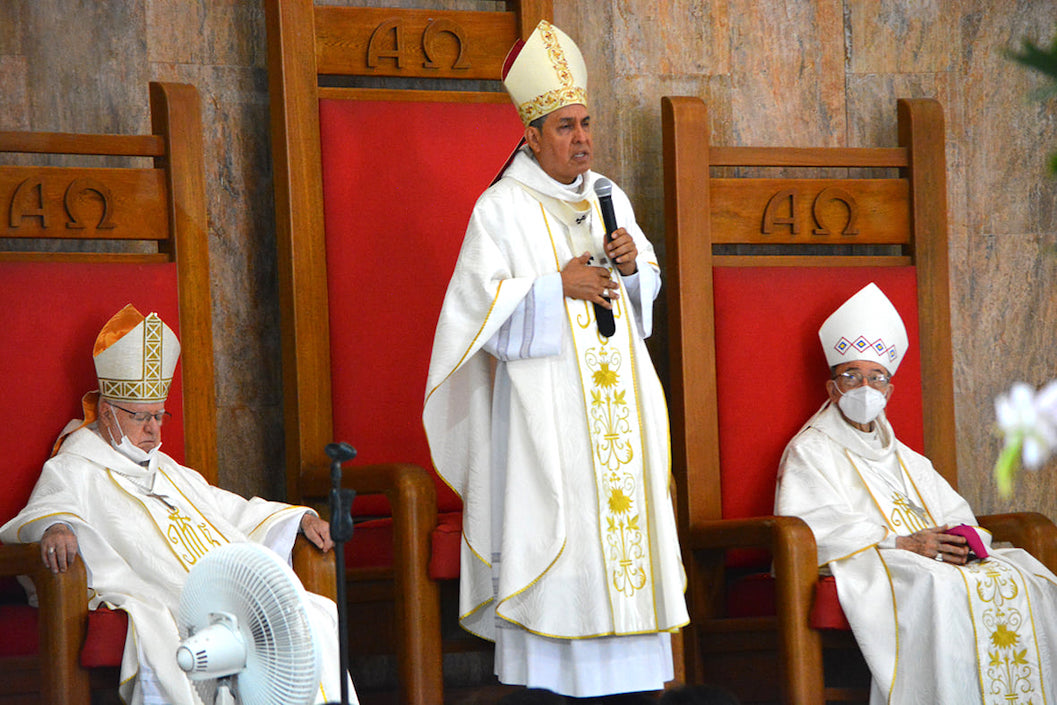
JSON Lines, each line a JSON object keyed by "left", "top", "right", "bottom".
{"left": 176, "top": 542, "right": 321, "bottom": 705}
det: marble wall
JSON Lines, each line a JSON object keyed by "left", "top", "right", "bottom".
{"left": 2, "top": 0, "right": 1056, "bottom": 518}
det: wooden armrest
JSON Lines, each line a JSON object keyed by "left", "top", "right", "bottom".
{"left": 686, "top": 516, "right": 822, "bottom": 703}
{"left": 305, "top": 462, "right": 442, "bottom": 701}
{"left": 293, "top": 533, "right": 338, "bottom": 601}
{"left": 687, "top": 515, "right": 816, "bottom": 554}
{"left": 300, "top": 458, "right": 439, "bottom": 586}
{"left": 978, "top": 512, "right": 1057, "bottom": 574}
{"left": 343, "top": 461, "right": 438, "bottom": 579}
{"left": 0, "top": 543, "right": 91, "bottom": 705}
{"left": 687, "top": 516, "right": 819, "bottom": 608}
{"left": 303, "top": 461, "right": 436, "bottom": 503}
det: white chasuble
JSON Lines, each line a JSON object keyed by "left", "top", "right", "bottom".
{"left": 108, "top": 468, "right": 230, "bottom": 571}
{"left": 424, "top": 148, "right": 687, "bottom": 655}
{"left": 0, "top": 425, "right": 356, "bottom": 705}
{"left": 777, "top": 402, "right": 1057, "bottom": 705}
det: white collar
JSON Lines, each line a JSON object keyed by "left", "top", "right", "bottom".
{"left": 504, "top": 147, "right": 593, "bottom": 203}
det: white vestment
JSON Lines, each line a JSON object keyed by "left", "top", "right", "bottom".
{"left": 0, "top": 424, "right": 356, "bottom": 705}
{"left": 423, "top": 149, "right": 687, "bottom": 696}
{"left": 776, "top": 402, "right": 1057, "bottom": 705}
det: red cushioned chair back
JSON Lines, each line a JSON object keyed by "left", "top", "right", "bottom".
{"left": 318, "top": 98, "right": 525, "bottom": 516}
{"left": 0, "top": 262, "right": 185, "bottom": 527}
{"left": 713, "top": 266, "right": 924, "bottom": 559}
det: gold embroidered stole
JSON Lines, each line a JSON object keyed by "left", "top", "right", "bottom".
{"left": 109, "top": 468, "right": 228, "bottom": 572}
{"left": 850, "top": 453, "right": 1045, "bottom": 703}
{"left": 528, "top": 186, "right": 657, "bottom": 631}
{"left": 960, "top": 559, "right": 1046, "bottom": 703}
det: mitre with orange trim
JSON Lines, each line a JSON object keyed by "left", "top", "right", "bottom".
{"left": 93, "top": 304, "right": 181, "bottom": 403}
{"left": 502, "top": 20, "right": 588, "bottom": 126}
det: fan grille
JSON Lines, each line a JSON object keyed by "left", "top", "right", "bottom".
{"left": 178, "top": 543, "right": 320, "bottom": 705}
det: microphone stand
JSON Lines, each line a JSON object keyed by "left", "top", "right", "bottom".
{"left": 325, "top": 442, "right": 357, "bottom": 705}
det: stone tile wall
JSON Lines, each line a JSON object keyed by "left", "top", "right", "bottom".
{"left": 2, "top": 0, "right": 1055, "bottom": 517}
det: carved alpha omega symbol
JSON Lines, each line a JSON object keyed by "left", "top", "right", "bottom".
{"left": 367, "top": 17, "right": 471, "bottom": 70}
{"left": 761, "top": 186, "right": 860, "bottom": 237}
{"left": 8, "top": 176, "right": 116, "bottom": 231}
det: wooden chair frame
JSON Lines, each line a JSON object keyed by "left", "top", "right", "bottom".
{"left": 661, "top": 95, "right": 1057, "bottom": 704}
{"left": 0, "top": 81, "right": 213, "bottom": 705}
{"left": 264, "top": 2, "right": 551, "bottom": 702}
{"left": 0, "top": 81, "right": 333, "bottom": 705}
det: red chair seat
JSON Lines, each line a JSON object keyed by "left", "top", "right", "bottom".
{"left": 345, "top": 512, "right": 463, "bottom": 581}
{"left": 0, "top": 604, "right": 39, "bottom": 658}
{"left": 80, "top": 608, "right": 129, "bottom": 668}
{"left": 0, "top": 602, "right": 128, "bottom": 667}
{"left": 726, "top": 573, "right": 851, "bottom": 631}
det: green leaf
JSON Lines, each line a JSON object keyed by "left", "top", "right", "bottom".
{"left": 993, "top": 436, "right": 1025, "bottom": 498}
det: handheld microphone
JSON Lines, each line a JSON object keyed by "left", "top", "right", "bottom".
{"left": 592, "top": 178, "right": 618, "bottom": 338}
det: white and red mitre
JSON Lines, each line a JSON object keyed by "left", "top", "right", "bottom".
{"left": 818, "top": 283, "right": 908, "bottom": 374}
{"left": 502, "top": 20, "right": 588, "bottom": 126}
{"left": 93, "top": 304, "right": 181, "bottom": 403}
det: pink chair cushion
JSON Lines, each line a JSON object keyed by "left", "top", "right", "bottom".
{"left": 712, "top": 266, "right": 923, "bottom": 567}
{"left": 318, "top": 98, "right": 524, "bottom": 518}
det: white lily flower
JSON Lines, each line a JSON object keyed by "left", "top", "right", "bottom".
{"left": 994, "top": 381, "right": 1057, "bottom": 472}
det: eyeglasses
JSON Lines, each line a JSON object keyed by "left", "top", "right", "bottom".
{"left": 834, "top": 370, "right": 891, "bottom": 392}
{"left": 109, "top": 403, "right": 172, "bottom": 425}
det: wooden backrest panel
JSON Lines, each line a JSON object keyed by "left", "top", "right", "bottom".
{"left": 709, "top": 178, "right": 911, "bottom": 245}
{"left": 266, "top": 0, "right": 551, "bottom": 503}
{"left": 0, "top": 82, "right": 216, "bottom": 501}
{"left": 313, "top": 6, "right": 521, "bottom": 80}
{"left": 0, "top": 168, "right": 168, "bottom": 241}
{"left": 662, "top": 96, "right": 953, "bottom": 537}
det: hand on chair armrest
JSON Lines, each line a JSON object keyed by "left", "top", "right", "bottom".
{"left": 0, "top": 542, "right": 91, "bottom": 700}
{"left": 293, "top": 533, "right": 337, "bottom": 601}
{"left": 301, "top": 461, "right": 439, "bottom": 584}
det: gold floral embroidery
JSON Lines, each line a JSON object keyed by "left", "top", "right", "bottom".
{"left": 517, "top": 87, "right": 589, "bottom": 125}
{"left": 966, "top": 560, "right": 1039, "bottom": 704}
{"left": 587, "top": 346, "right": 634, "bottom": 472}
{"left": 603, "top": 472, "right": 647, "bottom": 597}
{"left": 585, "top": 343, "right": 648, "bottom": 596}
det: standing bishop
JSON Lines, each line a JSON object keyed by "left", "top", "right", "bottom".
{"left": 423, "top": 20, "right": 688, "bottom": 699}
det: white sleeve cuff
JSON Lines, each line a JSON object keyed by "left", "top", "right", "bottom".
{"left": 483, "top": 273, "right": 564, "bottom": 360}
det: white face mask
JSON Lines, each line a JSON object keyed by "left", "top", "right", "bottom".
{"left": 107, "top": 406, "right": 161, "bottom": 465}
{"left": 837, "top": 385, "right": 888, "bottom": 425}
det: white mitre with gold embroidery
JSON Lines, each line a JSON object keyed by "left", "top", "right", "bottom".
{"left": 819, "top": 282, "right": 908, "bottom": 374}
{"left": 93, "top": 304, "right": 181, "bottom": 403}
{"left": 502, "top": 20, "right": 588, "bottom": 126}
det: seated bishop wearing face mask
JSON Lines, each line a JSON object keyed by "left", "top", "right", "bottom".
{"left": 0, "top": 304, "right": 357, "bottom": 705}
{"left": 774, "top": 283, "right": 1057, "bottom": 705}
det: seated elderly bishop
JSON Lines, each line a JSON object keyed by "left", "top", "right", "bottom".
{"left": 775, "top": 283, "right": 1057, "bottom": 705}
{"left": 0, "top": 304, "right": 357, "bottom": 705}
